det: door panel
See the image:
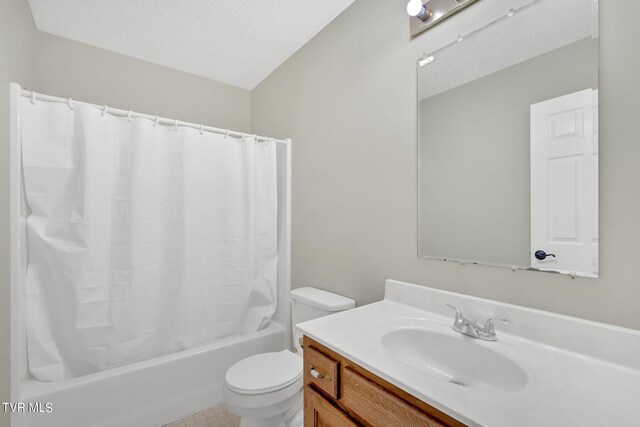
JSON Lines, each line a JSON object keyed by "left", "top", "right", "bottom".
{"left": 548, "top": 155, "right": 581, "bottom": 242}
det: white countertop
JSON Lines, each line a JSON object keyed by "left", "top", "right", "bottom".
{"left": 297, "top": 280, "right": 640, "bottom": 427}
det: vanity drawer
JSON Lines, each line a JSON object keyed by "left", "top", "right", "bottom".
{"left": 341, "top": 368, "right": 446, "bottom": 427}
{"left": 305, "top": 345, "right": 340, "bottom": 399}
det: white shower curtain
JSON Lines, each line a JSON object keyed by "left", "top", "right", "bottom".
{"left": 20, "top": 97, "right": 279, "bottom": 382}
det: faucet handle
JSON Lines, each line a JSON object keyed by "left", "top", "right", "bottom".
{"left": 482, "top": 317, "right": 511, "bottom": 334}
{"left": 444, "top": 304, "right": 464, "bottom": 322}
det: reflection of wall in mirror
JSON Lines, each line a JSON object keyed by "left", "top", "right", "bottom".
{"left": 419, "top": 37, "right": 598, "bottom": 267}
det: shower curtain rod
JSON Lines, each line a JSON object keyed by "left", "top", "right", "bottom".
{"left": 20, "top": 88, "right": 289, "bottom": 144}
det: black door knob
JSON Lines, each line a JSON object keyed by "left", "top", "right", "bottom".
{"left": 535, "top": 250, "right": 556, "bottom": 260}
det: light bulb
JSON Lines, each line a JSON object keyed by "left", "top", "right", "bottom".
{"left": 419, "top": 56, "right": 435, "bottom": 67}
{"left": 407, "top": 0, "right": 425, "bottom": 17}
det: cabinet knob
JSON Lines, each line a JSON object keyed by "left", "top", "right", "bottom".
{"left": 310, "top": 368, "right": 326, "bottom": 379}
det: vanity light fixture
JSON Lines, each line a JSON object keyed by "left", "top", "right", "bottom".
{"left": 409, "top": 0, "right": 481, "bottom": 39}
{"left": 407, "top": 0, "right": 430, "bottom": 21}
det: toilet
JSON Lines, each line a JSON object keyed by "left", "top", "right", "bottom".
{"left": 224, "top": 287, "right": 356, "bottom": 427}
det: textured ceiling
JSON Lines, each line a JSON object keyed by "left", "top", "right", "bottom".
{"left": 27, "top": 0, "right": 355, "bottom": 90}
{"left": 419, "top": 0, "right": 599, "bottom": 100}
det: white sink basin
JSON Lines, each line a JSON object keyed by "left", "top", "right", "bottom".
{"left": 381, "top": 327, "right": 528, "bottom": 392}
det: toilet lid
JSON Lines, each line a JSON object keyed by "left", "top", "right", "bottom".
{"left": 225, "top": 350, "right": 303, "bottom": 395}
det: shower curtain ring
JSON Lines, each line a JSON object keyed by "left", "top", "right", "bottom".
{"left": 101, "top": 105, "right": 108, "bottom": 116}
{"left": 67, "top": 98, "right": 75, "bottom": 110}
{"left": 153, "top": 115, "right": 159, "bottom": 127}
{"left": 30, "top": 91, "right": 36, "bottom": 105}
{"left": 225, "top": 129, "right": 230, "bottom": 139}
{"left": 174, "top": 119, "right": 179, "bottom": 131}
{"left": 199, "top": 124, "right": 204, "bottom": 135}
{"left": 128, "top": 110, "right": 133, "bottom": 122}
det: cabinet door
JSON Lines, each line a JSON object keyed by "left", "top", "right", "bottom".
{"left": 305, "top": 386, "right": 359, "bottom": 427}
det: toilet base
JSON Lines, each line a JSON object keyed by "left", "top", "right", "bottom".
{"left": 285, "top": 406, "right": 303, "bottom": 427}
{"left": 232, "top": 389, "right": 302, "bottom": 427}
{"left": 239, "top": 409, "right": 301, "bottom": 427}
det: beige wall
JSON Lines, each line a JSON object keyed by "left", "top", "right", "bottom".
{"left": 34, "top": 32, "right": 251, "bottom": 132}
{"left": 0, "top": 0, "right": 37, "bottom": 425}
{"left": 251, "top": 0, "right": 640, "bottom": 330}
{"left": 419, "top": 38, "right": 598, "bottom": 267}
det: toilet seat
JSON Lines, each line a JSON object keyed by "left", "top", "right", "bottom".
{"left": 225, "top": 350, "right": 302, "bottom": 395}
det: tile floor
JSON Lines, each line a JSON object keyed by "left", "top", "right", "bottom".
{"left": 162, "top": 403, "right": 240, "bottom": 427}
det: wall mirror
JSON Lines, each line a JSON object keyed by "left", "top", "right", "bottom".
{"left": 417, "top": 0, "right": 599, "bottom": 278}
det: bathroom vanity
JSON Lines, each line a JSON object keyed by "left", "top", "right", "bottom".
{"left": 303, "top": 336, "right": 464, "bottom": 426}
{"left": 298, "top": 280, "right": 640, "bottom": 427}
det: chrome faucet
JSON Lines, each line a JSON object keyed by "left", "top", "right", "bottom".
{"left": 445, "top": 304, "right": 510, "bottom": 341}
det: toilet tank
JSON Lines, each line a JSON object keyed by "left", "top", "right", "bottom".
{"left": 291, "top": 287, "right": 355, "bottom": 352}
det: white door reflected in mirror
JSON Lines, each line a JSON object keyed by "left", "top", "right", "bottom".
{"left": 530, "top": 89, "right": 599, "bottom": 277}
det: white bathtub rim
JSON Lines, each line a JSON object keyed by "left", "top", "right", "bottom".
{"left": 21, "top": 321, "right": 285, "bottom": 400}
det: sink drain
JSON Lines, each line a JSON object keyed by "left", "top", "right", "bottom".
{"left": 448, "top": 379, "right": 467, "bottom": 387}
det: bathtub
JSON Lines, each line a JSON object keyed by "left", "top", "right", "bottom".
{"left": 9, "top": 84, "right": 293, "bottom": 427}
{"left": 14, "top": 322, "right": 286, "bottom": 427}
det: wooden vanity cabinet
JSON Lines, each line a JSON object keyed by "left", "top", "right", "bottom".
{"left": 305, "top": 386, "right": 359, "bottom": 427}
{"left": 302, "top": 336, "right": 466, "bottom": 427}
